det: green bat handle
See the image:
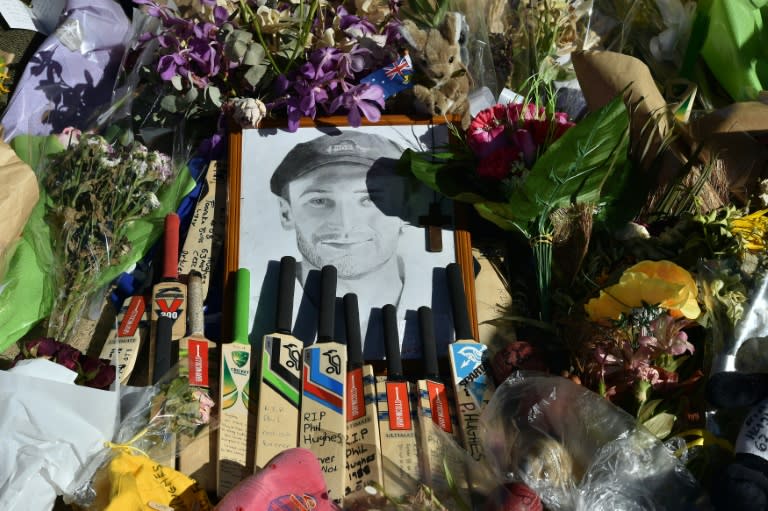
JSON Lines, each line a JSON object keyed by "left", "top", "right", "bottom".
{"left": 234, "top": 268, "right": 250, "bottom": 345}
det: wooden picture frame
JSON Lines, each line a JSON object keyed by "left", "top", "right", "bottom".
{"left": 224, "top": 115, "right": 478, "bottom": 362}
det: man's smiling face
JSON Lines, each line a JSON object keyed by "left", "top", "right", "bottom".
{"left": 278, "top": 164, "right": 405, "bottom": 278}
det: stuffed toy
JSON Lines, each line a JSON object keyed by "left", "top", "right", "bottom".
{"left": 707, "top": 370, "right": 768, "bottom": 510}
{"left": 398, "top": 12, "right": 471, "bottom": 126}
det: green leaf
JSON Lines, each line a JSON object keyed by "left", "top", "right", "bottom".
{"left": 244, "top": 64, "right": 267, "bottom": 87}
{"left": 171, "top": 75, "right": 183, "bottom": 91}
{"left": 510, "top": 94, "right": 630, "bottom": 224}
{"left": 637, "top": 398, "right": 663, "bottom": 424}
{"left": 206, "top": 86, "right": 221, "bottom": 107}
{"left": 160, "top": 95, "right": 179, "bottom": 113}
{"left": 643, "top": 412, "right": 676, "bottom": 439}
{"left": 243, "top": 43, "right": 265, "bottom": 66}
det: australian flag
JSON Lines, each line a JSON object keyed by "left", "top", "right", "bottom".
{"left": 360, "top": 55, "right": 414, "bottom": 99}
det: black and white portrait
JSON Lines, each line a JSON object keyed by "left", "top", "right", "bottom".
{"left": 239, "top": 122, "right": 456, "bottom": 359}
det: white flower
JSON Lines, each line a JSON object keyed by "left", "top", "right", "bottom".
{"left": 231, "top": 97, "right": 267, "bottom": 128}
{"left": 650, "top": 0, "right": 696, "bottom": 64}
{"left": 759, "top": 179, "right": 768, "bottom": 208}
{"left": 146, "top": 193, "right": 161, "bottom": 211}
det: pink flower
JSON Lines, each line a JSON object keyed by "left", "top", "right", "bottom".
{"left": 477, "top": 145, "right": 519, "bottom": 180}
{"left": 467, "top": 104, "right": 508, "bottom": 157}
{"left": 552, "top": 112, "right": 576, "bottom": 140}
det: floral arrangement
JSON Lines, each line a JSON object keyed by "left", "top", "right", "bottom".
{"left": 41, "top": 131, "right": 174, "bottom": 345}
{"left": 129, "top": 0, "right": 404, "bottom": 132}
{"left": 12, "top": 337, "right": 116, "bottom": 390}
{"left": 400, "top": 94, "right": 631, "bottom": 321}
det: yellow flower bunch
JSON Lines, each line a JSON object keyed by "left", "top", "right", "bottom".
{"left": 585, "top": 260, "right": 701, "bottom": 322}
{"left": 729, "top": 208, "right": 768, "bottom": 252}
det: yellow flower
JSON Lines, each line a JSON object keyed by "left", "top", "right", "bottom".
{"left": 730, "top": 208, "right": 768, "bottom": 252}
{"left": 585, "top": 260, "right": 701, "bottom": 321}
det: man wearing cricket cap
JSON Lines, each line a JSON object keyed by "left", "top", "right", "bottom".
{"left": 271, "top": 130, "right": 422, "bottom": 354}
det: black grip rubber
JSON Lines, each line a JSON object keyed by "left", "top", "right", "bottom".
{"left": 344, "top": 293, "right": 363, "bottom": 369}
{"left": 318, "top": 265, "right": 337, "bottom": 342}
{"left": 383, "top": 304, "right": 402, "bottom": 379}
{"left": 276, "top": 256, "right": 296, "bottom": 334}
{"left": 153, "top": 315, "right": 174, "bottom": 384}
{"left": 418, "top": 306, "right": 439, "bottom": 380}
{"left": 447, "top": 263, "right": 473, "bottom": 340}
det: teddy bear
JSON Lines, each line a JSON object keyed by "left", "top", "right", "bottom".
{"left": 706, "top": 370, "right": 768, "bottom": 510}
{"left": 398, "top": 12, "right": 472, "bottom": 127}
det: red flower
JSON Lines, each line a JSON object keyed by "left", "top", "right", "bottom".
{"left": 477, "top": 145, "right": 519, "bottom": 180}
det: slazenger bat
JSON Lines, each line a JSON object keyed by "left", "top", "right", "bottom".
{"left": 299, "top": 265, "right": 348, "bottom": 505}
{"left": 376, "top": 303, "right": 420, "bottom": 499}
{"left": 99, "top": 295, "right": 148, "bottom": 384}
{"left": 343, "top": 293, "right": 383, "bottom": 501}
{"left": 149, "top": 212, "right": 187, "bottom": 383}
{"left": 254, "top": 256, "right": 302, "bottom": 469}
{"left": 217, "top": 268, "right": 256, "bottom": 497}
{"left": 446, "top": 262, "right": 495, "bottom": 493}
{"left": 177, "top": 270, "right": 217, "bottom": 491}
{"left": 415, "top": 305, "right": 469, "bottom": 505}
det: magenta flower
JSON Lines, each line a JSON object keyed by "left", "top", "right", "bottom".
{"left": 467, "top": 104, "right": 508, "bottom": 157}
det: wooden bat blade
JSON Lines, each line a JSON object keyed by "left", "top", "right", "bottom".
{"left": 300, "top": 341, "right": 347, "bottom": 504}
{"left": 343, "top": 293, "right": 383, "bottom": 502}
{"left": 217, "top": 268, "right": 256, "bottom": 498}
{"left": 254, "top": 332, "right": 302, "bottom": 468}
{"left": 345, "top": 364, "right": 383, "bottom": 501}
{"left": 377, "top": 304, "right": 420, "bottom": 499}
{"left": 99, "top": 295, "right": 148, "bottom": 384}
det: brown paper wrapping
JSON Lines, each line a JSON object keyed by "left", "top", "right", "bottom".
{"left": 573, "top": 50, "right": 768, "bottom": 206}
{"left": 0, "top": 138, "right": 39, "bottom": 267}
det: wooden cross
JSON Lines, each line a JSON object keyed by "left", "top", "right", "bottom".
{"left": 418, "top": 202, "right": 451, "bottom": 252}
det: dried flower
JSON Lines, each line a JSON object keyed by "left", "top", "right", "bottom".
{"left": 13, "top": 337, "right": 116, "bottom": 389}
{"left": 43, "top": 133, "right": 174, "bottom": 344}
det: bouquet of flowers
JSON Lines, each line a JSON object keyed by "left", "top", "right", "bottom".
{"left": 399, "top": 93, "right": 632, "bottom": 322}
{"left": 41, "top": 130, "right": 179, "bottom": 345}
{"left": 128, "top": 0, "right": 405, "bottom": 133}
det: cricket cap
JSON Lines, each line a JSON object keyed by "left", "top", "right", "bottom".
{"left": 270, "top": 131, "right": 405, "bottom": 197}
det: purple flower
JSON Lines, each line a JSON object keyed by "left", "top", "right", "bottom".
{"left": 329, "top": 83, "right": 385, "bottom": 126}
{"left": 158, "top": 53, "right": 187, "bottom": 81}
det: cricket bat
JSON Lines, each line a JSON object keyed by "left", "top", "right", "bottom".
{"left": 99, "top": 295, "right": 149, "bottom": 384}
{"left": 376, "top": 303, "right": 421, "bottom": 499}
{"left": 415, "top": 305, "right": 469, "bottom": 504}
{"left": 177, "top": 160, "right": 226, "bottom": 299}
{"left": 299, "top": 265, "right": 347, "bottom": 505}
{"left": 149, "top": 212, "right": 187, "bottom": 383}
{"left": 178, "top": 270, "right": 218, "bottom": 490}
{"left": 446, "top": 262, "right": 495, "bottom": 492}
{"left": 217, "top": 268, "right": 256, "bottom": 497}
{"left": 343, "top": 293, "right": 384, "bottom": 501}
{"left": 254, "top": 256, "right": 302, "bottom": 469}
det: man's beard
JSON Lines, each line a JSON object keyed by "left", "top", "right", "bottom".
{"left": 296, "top": 230, "right": 393, "bottom": 278}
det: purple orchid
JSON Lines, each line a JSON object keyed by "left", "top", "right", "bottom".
{"left": 329, "top": 83, "right": 385, "bottom": 126}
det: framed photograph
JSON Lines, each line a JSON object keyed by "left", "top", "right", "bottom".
{"left": 225, "top": 116, "right": 476, "bottom": 360}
